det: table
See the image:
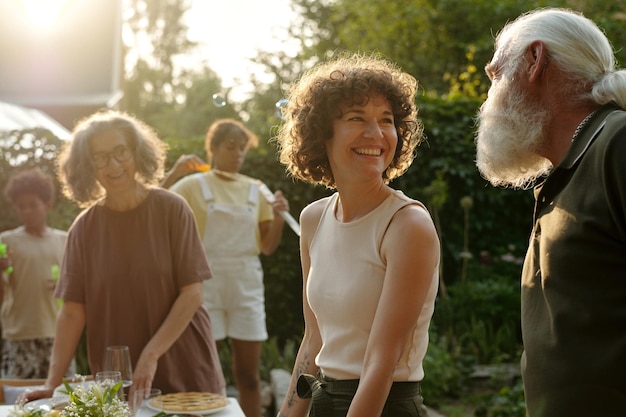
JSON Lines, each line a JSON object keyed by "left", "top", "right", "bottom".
{"left": 0, "top": 397, "right": 245, "bottom": 417}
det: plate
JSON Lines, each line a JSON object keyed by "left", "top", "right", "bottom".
{"left": 25, "top": 398, "right": 53, "bottom": 411}
{"left": 145, "top": 393, "right": 229, "bottom": 416}
{"left": 146, "top": 402, "right": 228, "bottom": 416}
{"left": 53, "top": 380, "right": 94, "bottom": 397}
{"left": 25, "top": 397, "right": 68, "bottom": 412}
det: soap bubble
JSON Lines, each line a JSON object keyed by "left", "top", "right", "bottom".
{"left": 275, "top": 98, "right": 289, "bottom": 119}
{"left": 212, "top": 93, "right": 226, "bottom": 108}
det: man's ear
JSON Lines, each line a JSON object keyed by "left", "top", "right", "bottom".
{"left": 526, "top": 40, "right": 548, "bottom": 83}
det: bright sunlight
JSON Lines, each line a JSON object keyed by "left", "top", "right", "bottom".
{"left": 20, "top": 0, "right": 69, "bottom": 29}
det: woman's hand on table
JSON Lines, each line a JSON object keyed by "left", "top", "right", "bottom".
{"left": 17, "top": 385, "right": 55, "bottom": 404}
{"left": 129, "top": 352, "right": 158, "bottom": 400}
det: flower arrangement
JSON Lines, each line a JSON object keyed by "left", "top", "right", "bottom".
{"left": 7, "top": 405, "right": 45, "bottom": 417}
{"left": 61, "top": 380, "right": 129, "bottom": 417}
{"left": 9, "top": 379, "right": 129, "bottom": 417}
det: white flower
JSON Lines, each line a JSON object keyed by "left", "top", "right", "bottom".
{"left": 7, "top": 405, "right": 43, "bottom": 417}
{"left": 61, "top": 378, "right": 129, "bottom": 417}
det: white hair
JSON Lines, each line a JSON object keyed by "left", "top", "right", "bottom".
{"left": 495, "top": 8, "right": 626, "bottom": 108}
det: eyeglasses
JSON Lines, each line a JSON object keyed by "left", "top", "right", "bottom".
{"left": 91, "top": 145, "right": 133, "bottom": 169}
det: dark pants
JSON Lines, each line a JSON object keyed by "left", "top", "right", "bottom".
{"left": 297, "top": 373, "right": 429, "bottom": 417}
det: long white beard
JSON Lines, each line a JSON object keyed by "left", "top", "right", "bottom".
{"left": 476, "top": 78, "right": 552, "bottom": 189}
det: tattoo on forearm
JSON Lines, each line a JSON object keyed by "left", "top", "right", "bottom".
{"left": 287, "top": 352, "right": 312, "bottom": 407}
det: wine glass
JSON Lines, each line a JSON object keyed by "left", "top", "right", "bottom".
{"left": 95, "top": 371, "right": 123, "bottom": 399}
{"left": 104, "top": 345, "right": 133, "bottom": 390}
{"left": 96, "top": 370, "right": 122, "bottom": 384}
{"left": 131, "top": 388, "right": 162, "bottom": 416}
{"left": 95, "top": 371, "right": 122, "bottom": 387}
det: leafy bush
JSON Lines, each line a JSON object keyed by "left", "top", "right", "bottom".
{"left": 474, "top": 380, "right": 526, "bottom": 417}
{"left": 432, "top": 261, "right": 523, "bottom": 364}
{"left": 422, "top": 330, "right": 473, "bottom": 406}
{"left": 259, "top": 337, "right": 298, "bottom": 381}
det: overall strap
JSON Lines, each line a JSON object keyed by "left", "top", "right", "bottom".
{"left": 197, "top": 175, "right": 214, "bottom": 202}
{"left": 247, "top": 182, "right": 259, "bottom": 205}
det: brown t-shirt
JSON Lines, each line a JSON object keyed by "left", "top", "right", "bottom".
{"left": 56, "top": 188, "right": 225, "bottom": 394}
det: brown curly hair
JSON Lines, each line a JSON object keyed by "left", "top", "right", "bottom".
{"left": 57, "top": 109, "right": 168, "bottom": 207}
{"left": 275, "top": 52, "right": 423, "bottom": 188}
{"left": 4, "top": 168, "right": 55, "bottom": 206}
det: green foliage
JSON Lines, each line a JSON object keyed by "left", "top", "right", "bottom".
{"left": 432, "top": 261, "right": 523, "bottom": 364}
{"left": 0, "top": 129, "right": 79, "bottom": 233}
{"left": 474, "top": 380, "right": 526, "bottom": 417}
{"left": 163, "top": 134, "right": 206, "bottom": 168}
{"left": 259, "top": 337, "right": 299, "bottom": 381}
{"left": 285, "top": 0, "right": 626, "bottom": 96}
{"left": 122, "top": 0, "right": 240, "bottom": 139}
{"left": 123, "top": 0, "right": 196, "bottom": 85}
{"left": 458, "top": 317, "right": 518, "bottom": 364}
{"left": 422, "top": 331, "right": 473, "bottom": 406}
{"left": 445, "top": 46, "right": 487, "bottom": 99}
{"left": 218, "top": 342, "right": 234, "bottom": 385}
{"left": 287, "top": 0, "right": 540, "bottom": 93}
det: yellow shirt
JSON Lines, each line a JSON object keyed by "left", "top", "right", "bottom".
{"left": 170, "top": 171, "right": 274, "bottom": 252}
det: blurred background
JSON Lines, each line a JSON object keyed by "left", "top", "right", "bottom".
{"left": 1, "top": 1, "right": 624, "bottom": 415}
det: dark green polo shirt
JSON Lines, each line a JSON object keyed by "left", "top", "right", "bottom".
{"left": 521, "top": 104, "right": 626, "bottom": 417}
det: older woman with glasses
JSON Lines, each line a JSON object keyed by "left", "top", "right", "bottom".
{"left": 22, "top": 110, "right": 225, "bottom": 402}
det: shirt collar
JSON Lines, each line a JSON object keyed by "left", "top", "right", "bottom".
{"left": 558, "top": 103, "right": 620, "bottom": 169}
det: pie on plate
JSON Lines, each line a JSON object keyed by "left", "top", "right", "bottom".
{"left": 148, "top": 392, "right": 228, "bottom": 415}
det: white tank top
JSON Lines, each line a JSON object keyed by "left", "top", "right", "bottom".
{"left": 307, "top": 190, "right": 439, "bottom": 381}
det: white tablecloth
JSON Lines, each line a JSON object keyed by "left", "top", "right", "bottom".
{"left": 0, "top": 397, "right": 245, "bottom": 417}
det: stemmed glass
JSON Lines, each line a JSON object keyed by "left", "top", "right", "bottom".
{"left": 104, "top": 346, "right": 133, "bottom": 392}
{"left": 95, "top": 370, "right": 123, "bottom": 398}
{"left": 131, "top": 388, "right": 162, "bottom": 416}
{"left": 96, "top": 370, "right": 122, "bottom": 385}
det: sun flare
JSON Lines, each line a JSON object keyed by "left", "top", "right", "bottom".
{"left": 20, "top": 0, "right": 69, "bottom": 29}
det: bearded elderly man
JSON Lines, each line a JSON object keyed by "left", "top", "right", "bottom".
{"left": 476, "top": 7, "right": 626, "bottom": 417}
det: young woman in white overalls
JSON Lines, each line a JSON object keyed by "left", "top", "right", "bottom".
{"left": 164, "top": 119, "right": 289, "bottom": 417}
